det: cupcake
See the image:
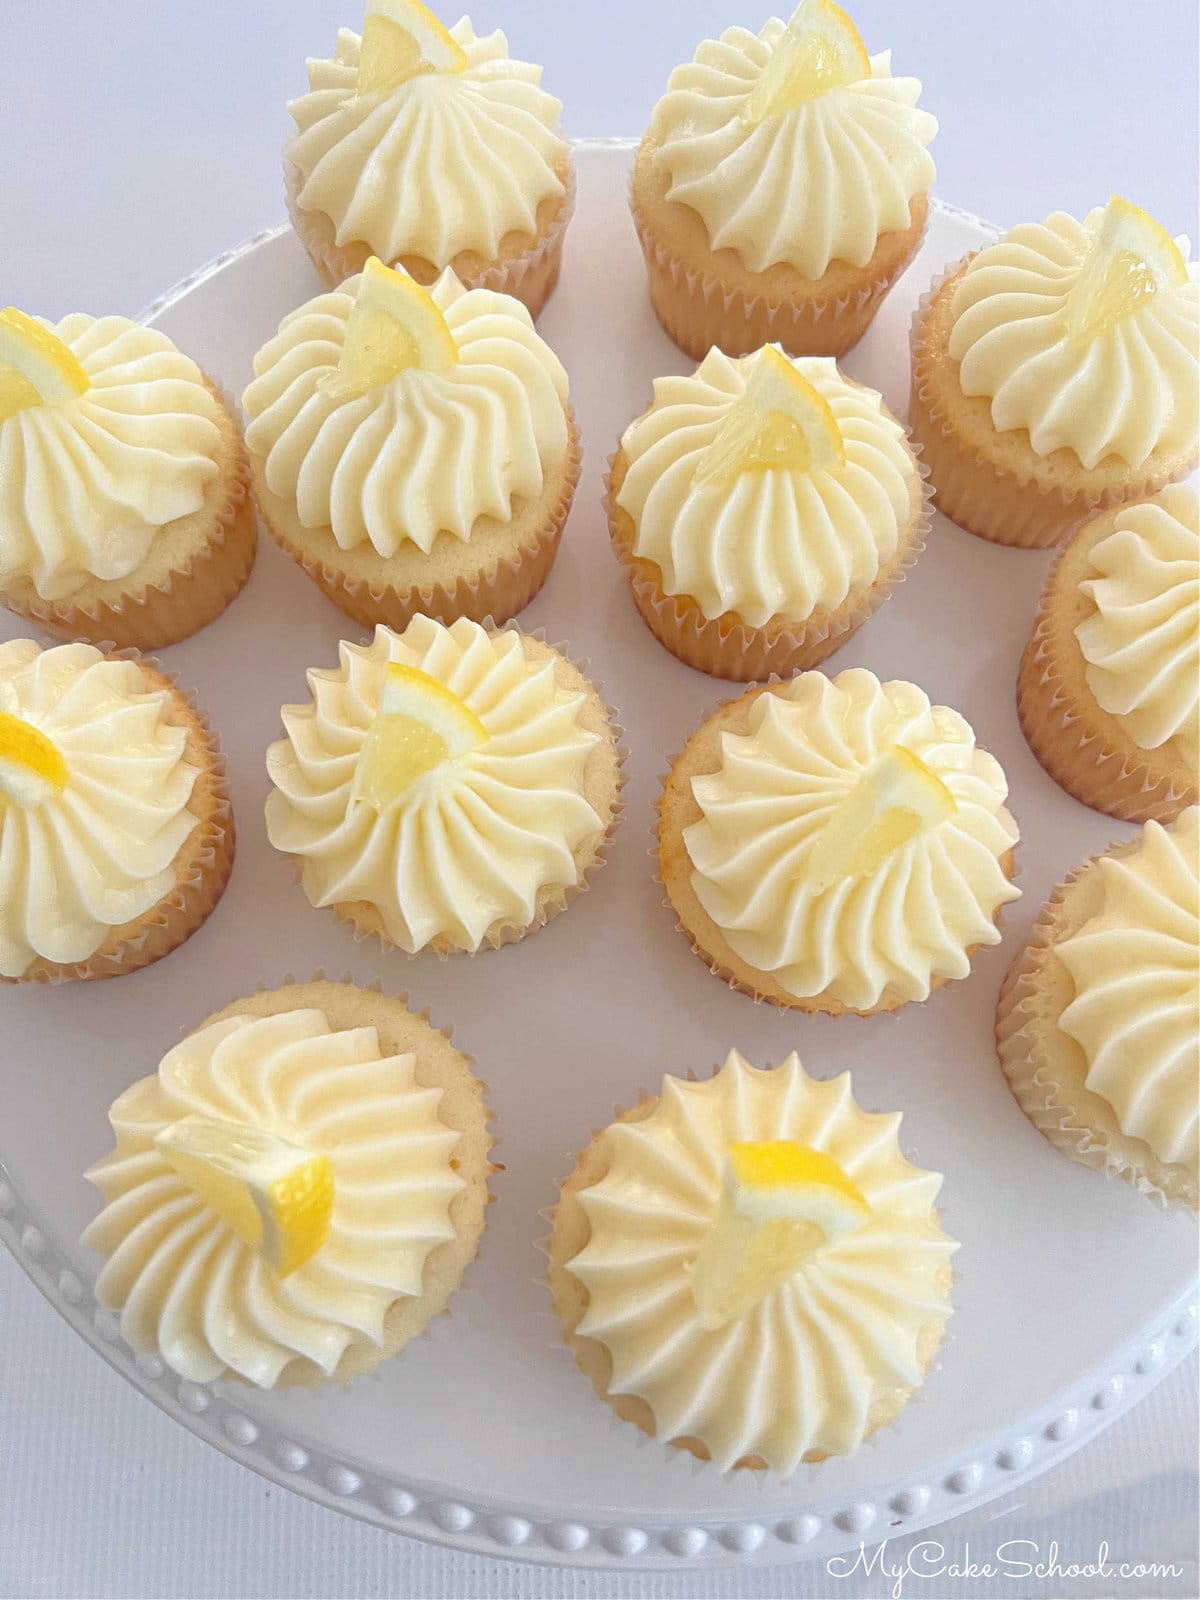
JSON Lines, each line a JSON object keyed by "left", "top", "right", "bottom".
{"left": 659, "top": 668, "right": 1020, "bottom": 1014}
{"left": 606, "top": 345, "right": 928, "bottom": 680}
{"left": 997, "top": 811, "right": 1198, "bottom": 1210}
{"left": 0, "top": 639, "right": 233, "bottom": 984}
{"left": 548, "top": 1050, "right": 957, "bottom": 1473}
{"left": 83, "top": 979, "right": 493, "bottom": 1386}
{"left": 265, "top": 616, "right": 623, "bottom": 955}
{"left": 910, "top": 196, "right": 1200, "bottom": 549}
{"left": 243, "top": 259, "right": 579, "bottom": 631}
{"left": 0, "top": 306, "right": 255, "bottom": 650}
{"left": 284, "top": 0, "right": 573, "bottom": 318}
{"left": 1018, "top": 485, "right": 1199, "bottom": 823}
{"left": 631, "top": 1, "right": 937, "bottom": 361}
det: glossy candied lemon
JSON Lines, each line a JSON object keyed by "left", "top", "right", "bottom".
{"left": 809, "top": 746, "right": 957, "bottom": 894}
{"left": 743, "top": 0, "right": 871, "bottom": 124}
{"left": 696, "top": 345, "right": 845, "bottom": 486}
{"left": 155, "top": 1115, "right": 335, "bottom": 1278}
{"left": 1065, "top": 195, "right": 1190, "bottom": 345}
{"left": 690, "top": 1140, "right": 871, "bottom": 1328}
{"left": 0, "top": 709, "right": 68, "bottom": 808}
{"left": 358, "top": 0, "right": 468, "bottom": 96}
{"left": 352, "top": 661, "right": 488, "bottom": 811}
{"left": 0, "top": 307, "right": 90, "bottom": 424}
{"left": 329, "top": 257, "right": 458, "bottom": 398}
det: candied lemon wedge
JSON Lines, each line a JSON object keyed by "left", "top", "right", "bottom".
{"left": 691, "top": 1141, "right": 870, "bottom": 1328}
{"left": 328, "top": 258, "right": 458, "bottom": 398}
{"left": 1065, "top": 195, "right": 1190, "bottom": 345}
{"left": 352, "top": 661, "right": 488, "bottom": 811}
{"left": 0, "top": 307, "right": 89, "bottom": 424}
{"left": 156, "top": 1115, "right": 334, "bottom": 1278}
{"left": 696, "top": 346, "right": 845, "bottom": 486}
{"left": 0, "top": 710, "right": 68, "bottom": 808}
{"left": 743, "top": 0, "right": 871, "bottom": 123}
{"left": 808, "top": 746, "right": 957, "bottom": 894}
{"left": 358, "top": 0, "right": 468, "bottom": 96}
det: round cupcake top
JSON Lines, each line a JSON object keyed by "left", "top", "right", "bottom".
{"left": 287, "top": 14, "right": 568, "bottom": 265}
{"left": 684, "top": 669, "right": 1020, "bottom": 1009}
{"left": 83, "top": 1004, "right": 466, "bottom": 1386}
{"left": 0, "top": 311, "right": 223, "bottom": 601}
{"left": 0, "top": 640, "right": 201, "bottom": 979}
{"left": 647, "top": 2, "right": 936, "bottom": 278}
{"left": 565, "top": 1050, "right": 957, "bottom": 1473}
{"left": 242, "top": 266, "right": 569, "bottom": 557}
{"left": 1074, "top": 486, "right": 1199, "bottom": 769}
{"left": 265, "top": 616, "right": 608, "bottom": 954}
{"left": 614, "top": 346, "right": 921, "bottom": 627}
{"left": 948, "top": 199, "right": 1200, "bottom": 470}
{"left": 1055, "top": 809, "right": 1199, "bottom": 1174}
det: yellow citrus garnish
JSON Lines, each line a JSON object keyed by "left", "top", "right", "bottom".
{"left": 352, "top": 661, "right": 488, "bottom": 811}
{"left": 358, "top": 0, "right": 468, "bottom": 96}
{"left": 328, "top": 257, "right": 458, "bottom": 399}
{"left": 691, "top": 1140, "right": 870, "bottom": 1328}
{"left": 696, "top": 345, "right": 845, "bottom": 487}
{"left": 0, "top": 709, "right": 68, "bottom": 808}
{"left": 808, "top": 746, "right": 957, "bottom": 894}
{"left": 743, "top": 0, "right": 871, "bottom": 123}
{"left": 0, "top": 307, "right": 90, "bottom": 424}
{"left": 1065, "top": 196, "right": 1190, "bottom": 345}
{"left": 155, "top": 1115, "right": 334, "bottom": 1279}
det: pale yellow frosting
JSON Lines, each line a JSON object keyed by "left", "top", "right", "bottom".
{"left": 568, "top": 1051, "right": 957, "bottom": 1473}
{"left": 649, "top": 23, "right": 936, "bottom": 278}
{"left": 1056, "top": 810, "right": 1199, "bottom": 1173}
{"left": 1075, "top": 486, "right": 1200, "bottom": 768}
{"left": 615, "top": 348, "right": 918, "bottom": 627}
{"left": 83, "top": 1007, "right": 464, "bottom": 1386}
{"left": 265, "top": 617, "right": 605, "bottom": 953}
{"left": 287, "top": 19, "right": 567, "bottom": 264}
{"left": 242, "top": 269, "right": 569, "bottom": 556}
{"left": 948, "top": 212, "right": 1200, "bottom": 470}
{"left": 0, "top": 315, "right": 223, "bottom": 601}
{"left": 685, "top": 670, "right": 1020, "bottom": 1009}
{"left": 0, "top": 640, "right": 200, "bottom": 978}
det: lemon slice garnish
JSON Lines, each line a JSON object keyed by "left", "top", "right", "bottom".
{"left": 0, "top": 709, "right": 68, "bottom": 809}
{"left": 358, "top": 0, "right": 468, "bottom": 96}
{"left": 1065, "top": 195, "right": 1190, "bottom": 345}
{"left": 0, "top": 307, "right": 90, "bottom": 424}
{"left": 691, "top": 1141, "right": 870, "bottom": 1328}
{"left": 743, "top": 0, "right": 871, "bottom": 123}
{"left": 327, "top": 257, "right": 458, "bottom": 400}
{"left": 155, "top": 1115, "right": 334, "bottom": 1279}
{"left": 352, "top": 661, "right": 488, "bottom": 812}
{"left": 696, "top": 346, "right": 845, "bottom": 487}
{"left": 808, "top": 746, "right": 957, "bottom": 894}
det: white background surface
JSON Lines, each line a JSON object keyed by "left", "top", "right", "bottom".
{"left": 0, "top": 4, "right": 1197, "bottom": 1597}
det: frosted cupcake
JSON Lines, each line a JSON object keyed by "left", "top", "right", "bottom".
{"left": 243, "top": 259, "right": 579, "bottom": 630}
{"left": 0, "top": 639, "right": 233, "bottom": 984}
{"left": 910, "top": 196, "right": 1200, "bottom": 548}
{"left": 265, "top": 616, "right": 623, "bottom": 955}
{"left": 285, "top": 0, "right": 572, "bottom": 318}
{"left": 606, "top": 345, "right": 927, "bottom": 680}
{"left": 659, "top": 669, "right": 1020, "bottom": 1014}
{"left": 632, "top": 1, "right": 937, "bottom": 361}
{"left": 997, "top": 812, "right": 1198, "bottom": 1210}
{"left": 1019, "top": 486, "right": 1199, "bottom": 823}
{"left": 0, "top": 307, "right": 254, "bottom": 649}
{"left": 83, "top": 979, "right": 493, "bottom": 1386}
{"left": 548, "top": 1050, "right": 957, "bottom": 1472}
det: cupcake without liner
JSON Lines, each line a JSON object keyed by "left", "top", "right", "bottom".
{"left": 996, "top": 811, "right": 1198, "bottom": 1210}
{"left": 83, "top": 978, "right": 493, "bottom": 1388}
{"left": 1018, "top": 486, "right": 1199, "bottom": 824}
{"left": 0, "top": 639, "right": 234, "bottom": 985}
{"left": 605, "top": 346, "right": 929, "bottom": 681}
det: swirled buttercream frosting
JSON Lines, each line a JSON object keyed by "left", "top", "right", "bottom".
{"left": 566, "top": 1051, "right": 957, "bottom": 1471}
{"left": 1056, "top": 809, "right": 1199, "bottom": 1173}
{"left": 615, "top": 348, "right": 919, "bottom": 626}
{"left": 287, "top": 19, "right": 567, "bottom": 264}
{"left": 684, "top": 670, "right": 1020, "bottom": 1008}
{"left": 242, "top": 269, "right": 569, "bottom": 556}
{"left": 0, "top": 640, "right": 200, "bottom": 978}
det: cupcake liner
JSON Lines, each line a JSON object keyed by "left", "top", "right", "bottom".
{"left": 2, "top": 382, "right": 257, "bottom": 651}
{"left": 995, "top": 849, "right": 1198, "bottom": 1210}
{"left": 284, "top": 156, "right": 576, "bottom": 321}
